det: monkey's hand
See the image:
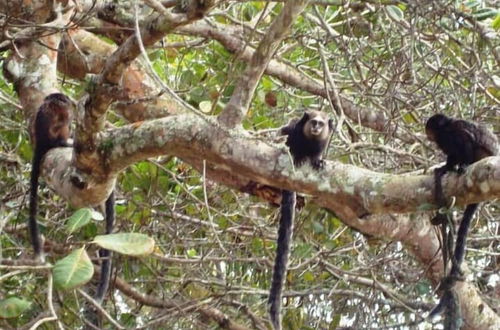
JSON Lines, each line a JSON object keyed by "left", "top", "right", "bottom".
{"left": 311, "top": 159, "right": 325, "bottom": 170}
{"left": 431, "top": 213, "right": 447, "bottom": 226}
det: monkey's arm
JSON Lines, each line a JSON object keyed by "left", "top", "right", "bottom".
{"left": 279, "top": 118, "right": 299, "bottom": 135}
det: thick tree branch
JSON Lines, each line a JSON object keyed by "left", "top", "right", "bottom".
{"left": 218, "top": 0, "right": 310, "bottom": 128}
{"left": 43, "top": 114, "right": 500, "bottom": 215}
{"left": 75, "top": 1, "right": 215, "bottom": 178}
{"left": 58, "top": 29, "right": 182, "bottom": 121}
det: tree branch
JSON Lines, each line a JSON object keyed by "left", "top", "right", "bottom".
{"left": 43, "top": 114, "right": 500, "bottom": 214}
{"left": 218, "top": 0, "right": 311, "bottom": 128}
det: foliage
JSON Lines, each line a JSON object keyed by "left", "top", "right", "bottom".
{"left": 0, "top": 0, "right": 498, "bottom": 329}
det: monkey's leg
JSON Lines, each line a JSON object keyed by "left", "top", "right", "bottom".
{"left": 431, "top": 168, "right": 448, "bottom": 225}
{"left": 269, "top": 190, "right": 296, "bottom": 330}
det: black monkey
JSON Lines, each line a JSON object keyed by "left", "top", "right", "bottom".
{"left": 268, "top": 110, "right": 333, "bottom": 330}
{"left": 425, "top": 113, "right": 498, "bottom": 328}
{"left": 29, "top": 93, "right": 74, "bottom": 261}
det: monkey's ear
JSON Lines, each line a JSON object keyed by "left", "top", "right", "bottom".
{"left": 328, "top": 119, "right": 334, "bottom": 131}
{"left": 296, "top": 111, "right": 310, "bottom": 126}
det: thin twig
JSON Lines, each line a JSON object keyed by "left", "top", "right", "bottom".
{"left": 77, "top": 289, "right": 125, "bottom": 329}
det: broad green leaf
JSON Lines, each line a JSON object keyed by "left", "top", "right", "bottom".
{"left": 53, "top": 248, "right": 94, "bottom": 290}
{"left": 473, "top": 8, "right": 498, "bottom": 21}
{"left": 66, "top": 208, "right": 92, "bottom": 233}
{"left": 464, "top": 0, "right": 480, "bottom": 9}
{"left": 93, "top": 233, "right": 155, "bottom": 256}
{"left": 0, "top": 297, "right": 31, "bottom": 318}
{"left": 386, "top": 5, "right": 404, "bottom": 22}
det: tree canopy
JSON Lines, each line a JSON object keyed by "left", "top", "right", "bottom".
{"left": 0, "top": 1, "right": 499, "bottom": 329}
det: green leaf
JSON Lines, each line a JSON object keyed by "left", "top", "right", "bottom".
{"left": 0, "top": 297, "right": 31, "bottom": 318}
{"left": 66, "top": 208, "right": 93, "bottom": 233}
{"left": 93, "top": 233, "right": 155, "bottom": 256}
{"left": 386, "top": 5, "right": 404, "bottom": 22}
{"left": 312, "top": 221, "right": 324, "bottom": 234}
{"left": 492, "top": 13, "right": 500, "bottom": 30}
{"left": 303, "top": 271, "right": 315, "bottom": 282}
{"left": 251, "top": 237, "right": 263, "bottom": 252}
{"left": 473, "top": 8, "right": 498, "bottom": 21}
{"left": 187, "top": 248, "right": 197, "bottom": 258}
{"left": 53, "top": 248, "right": 94, "bottom": 290}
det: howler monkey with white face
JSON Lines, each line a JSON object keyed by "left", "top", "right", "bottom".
{"left": 268, "top": 110, "right": 333, "bottom": 330}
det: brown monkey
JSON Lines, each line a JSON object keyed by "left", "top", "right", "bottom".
{"left": 268, "top": 110, "right": 333, "bottom": 330}
{"left": 29, "top": 93, "right": 74, "bottom": 260}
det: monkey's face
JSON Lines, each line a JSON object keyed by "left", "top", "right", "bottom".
{"left": 425, "top": 114, "right": 449, "bottom": 142}
{"left": 425, "top": 127, "right": 436, "bottom": 142}
{"left": 308, "top": 118, "right": 327, "bottom": 136}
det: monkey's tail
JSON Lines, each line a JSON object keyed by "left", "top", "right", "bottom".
{"left": 450, "top": 203, "right": 478, "bottom": 277}
{"left": 85, "top": 191, "right": 115, "bottom": 328}
{"left": 429, "top": 203, "right": 478, "bottom": 329}
{"left": 29, "top": 153, "right": 43, "bottom": 259}
{"left": 94, "top": 190, "right": 115, "bottom": 303}
{"left": 268, "top": 190, "right": 296, "bottom": 330}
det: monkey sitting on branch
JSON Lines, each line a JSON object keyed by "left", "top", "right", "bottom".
{"left": 425, "top": 113, "right": 498, "bottom": 329}
{"left": 268, "top": 110, "right": 333, "bottom": 330}
{"left": 29, "top": 93, "right": 75, "bottom": 261}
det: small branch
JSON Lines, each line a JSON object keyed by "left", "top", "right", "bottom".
{"left": 77, "top": 289, "right": 125, "bottom": 329}
{"left": 47, "top": 273, "right": 64, "bottom": 330}
{"left": 180, "top": 22, "right": 404, "bottom": 140}
{"left": 218, "top": 0, "right": 311, "bottom": 128}
{"left": 110, "top": 273, "right": 250, "bottom": 330}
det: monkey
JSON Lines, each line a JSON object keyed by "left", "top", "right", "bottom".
{"left": 425, "top": 113, "right": 498, "bottom": 327}
{"left": 268, "top": 110, "right": 333, "bottom": 330}
{"left": 29, "top": 93, "right": 74, "bottom": 261}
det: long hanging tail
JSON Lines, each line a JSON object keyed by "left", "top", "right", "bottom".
{"left": 86, "top": 191, "right": 116, "bottom": 329}
{"left": 430, "top": 203, "right": 478, "bottom": 329}
{"left": 29, "top": 153, "right": 43, "bottom": 259}
{"left": 449, "top": 203, "right": 478, "bottom": 277}
{"left": 95, "top": 190, "right": 115, "bottom": 303}
{"left": 268, "top": 190, "right": 296, "bottom": 330}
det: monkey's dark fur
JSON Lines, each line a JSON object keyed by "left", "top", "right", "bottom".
{"left": 95, "top": 190, "right": 115, "bottom": 303}
{"left": 268, "top": 110, "right": 333, "bottom": 330}
{"left": 426, "top": 113, "right": 498, "bottom": 328}
{"left": 85, "top": 190, "right": 116, "bottom": 328}
{"left": 29, "top": 93, "right": 74, "bottom": 260}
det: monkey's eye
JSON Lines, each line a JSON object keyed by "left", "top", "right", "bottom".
{"left": 311, "top": 120, "right": 324, "bottom": 128}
